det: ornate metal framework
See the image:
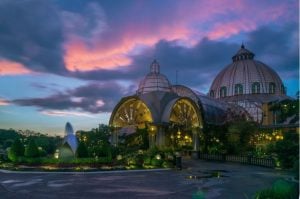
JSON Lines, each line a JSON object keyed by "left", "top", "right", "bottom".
{"left": 110, "top": 98, "right": 153, "bottom": 129}
{"left": 169, "top": 98, "right": 201, "bottom": 129}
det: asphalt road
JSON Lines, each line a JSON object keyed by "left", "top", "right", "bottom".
{"left": 0, "top": 159, "right": 296, "bottom": 199}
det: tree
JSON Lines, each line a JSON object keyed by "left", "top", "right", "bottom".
{"left": 25, "top": 139, "right": 39, "bottom": 157}
{"left": 274, "top": 132, "right": 299, "bottom": 168}
{"left": 76, "top": 124, "right": 111, "bottom": 157}
{"left": 8, "top": 139, "right": 24, "bottom": 162}
{"left": 226, "top": 120, "right": 257, "bottom": 154}
{"left": 76, "top": 141, "right": 88, "bottom": 158}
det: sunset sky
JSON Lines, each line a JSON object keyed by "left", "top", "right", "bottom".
{"left": 0, "top": 0, "right": 298, "bottom": 136}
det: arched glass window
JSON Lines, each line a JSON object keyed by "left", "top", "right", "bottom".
{"left": 252, "top": 82, "right": 260, "bottom": 94}
{"left": 234, "top": 84, "right": 243, "bottom": 95}
{"left": 220, "top": 86, "right": 227, "bottom": 98}
{"left": 269, "top": 83, "right": 276, "bottom": 94}
{"left": 210, "top": 90, "right": 214, "bottom": 98}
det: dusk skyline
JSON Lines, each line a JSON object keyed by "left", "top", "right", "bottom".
{"left": 0, "top": 0, "right": 298, "bottom": 136}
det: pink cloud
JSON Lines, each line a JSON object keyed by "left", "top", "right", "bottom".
{"left": 62, "top": 0, "right": 295, "bottom": 72}
{"left": 0, "top": 60, "right": 31, "bottom": 75}
{"left": 64, "top": 38, "right": 132, "bottom": 71}
{"left": 64, "top": 25, "right": 190, "bottom": 72}
{"left": 0, "top": 98, "right": 9, "bottom": 106}
{"left": 207, "top": 20, "right": 256, "bottom": 40}
{"left": 40, "top": 110, "right": 95, "bottom": 118}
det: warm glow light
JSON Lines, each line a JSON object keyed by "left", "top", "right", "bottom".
{"left": 155, "top": 154, "right": 161, "bottom": 160}
{"left": 116, "top": 155, "right": 122, "bottom": 160}
{"left": 54, "top": 149, "right": 59, "bottom": 159}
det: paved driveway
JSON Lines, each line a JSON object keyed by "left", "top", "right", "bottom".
{"left": 0, "top": 159, "right": 295, "bottom": 199}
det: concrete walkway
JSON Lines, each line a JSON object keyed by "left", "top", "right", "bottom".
{"left": 0, "top": 158, "right": 296, "bottom": 199}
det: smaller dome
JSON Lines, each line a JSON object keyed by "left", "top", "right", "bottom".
{"left": 137, "top": 60, "right": 172, "bottom": 94}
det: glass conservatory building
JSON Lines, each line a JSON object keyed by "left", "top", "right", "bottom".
{"left": 109, "top": 45, "right": 289, "bottom": 149}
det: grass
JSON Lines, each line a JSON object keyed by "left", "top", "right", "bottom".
{"left": 254, "top": 180, "right": 298, "bottom": 199}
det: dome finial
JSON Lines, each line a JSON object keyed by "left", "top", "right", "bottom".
{"left": 150, "top": 59, "right": 160, "bottom": 74}
{"left": 232, "top": 43, "right": 255, "bottom": 62}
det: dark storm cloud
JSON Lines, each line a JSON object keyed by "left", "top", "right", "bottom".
{"left": 68, "top": 21, "right": 298, "bottom": 89}
{"left": 246, "top": 23, "right": 299, "bottom": 78}
{"left": 13, "top": 82, "right": 128, "bottom": 113}
{"left": 0, "top": 0, "right": 66, "bottom": 73}
{"left": 109, "top": 24, "right": 298, "bottom": 89}
{"left": 124, "top": 38, "right": 238, "bottom": 89}
{"left": 69, "top": 67, "right": 144, "bottom": 82}
{"left": 62, "top": 1, "right": 107, "bottom": 41}
{"left": 0, "top": 0, "right": 296, "bottom": 85}
{"left": 66, "top": 37, "right": 239, "bottom": 86}
{"left": 11, "top": 22, "right": 298, "bottom": 113}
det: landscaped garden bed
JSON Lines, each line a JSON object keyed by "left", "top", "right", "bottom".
{"left": 0, "top": 147, "right": 177, "bottom": 172}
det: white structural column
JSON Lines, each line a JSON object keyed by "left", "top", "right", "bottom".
{"left": 156, "top": 126, "right": 165, "bottom": 147}
{"left": 111, "top": 127, "right": 119, "bottom": 147}
{"left": 191, "top": 127, "right": 200, "bottom": 159}
{"left": 192, "top": 127, "right": 200, "bottom": 151}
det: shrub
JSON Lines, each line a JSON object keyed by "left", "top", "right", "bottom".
{"left": 143, "top": 156, "right": 151, "bottom": 165}
{"left": 151, "top": 158, "right": 162, "bottom": 167}
{"left": 162, "top": 161, "right": 173, "bottom": 168}
{"left": 76, "top": 142, "right": 88, "bottom": 158}
{"left": 127, "top": 157, "right": 136, "bottom": 165}
{"left": 274, "top": 133, "right": 299, "bottom": 169}
{"left": 147, "top": 146, "right": 160, "bottom": 157}
{"left": 58, "top": 145, "right": 75, "bottom": 160}
{"left": 255, "top": 180, "right": 298, "bottom": 199}
{"left": 8, "top": 139, "right": 24, "bottom": 162}
{"left": 25, "top": 139, "right": 39, "bottom": 158}
{"left": 17, "top": 157, "right": 42, "bottom": 165}
{"left": 292, "top": 160, "right": 299, "bottom": 180}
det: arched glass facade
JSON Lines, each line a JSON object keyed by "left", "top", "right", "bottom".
{"left": 210, "top": 90, "right": 214, "bottom": 97}
{"left": 269, "top": 82, "right": 276, "bottom": 94}
{"left": 234, "top": 84, "right": 243, "bottom": 95}
{"left": 252, "top": 82, "right": 260, "bottom": 94}
{"left": 220, "top": 86, "right": 227, "bottom": 98}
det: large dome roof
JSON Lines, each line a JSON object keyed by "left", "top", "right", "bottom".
{"left": 137, "top": 60, "right": 172, "bottom": 94}
{"left": 209, "top": 45, "right": 285, "bottom": 99}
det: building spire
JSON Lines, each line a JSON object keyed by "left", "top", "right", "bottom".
{"left": 232, "top": 44, "right": 255, "bottom": 62}
{"left": 150, "top": 59, "right": 160, "bottom": 74}
{"left": 241, "top": 42, "right": 245, "bottom": 49}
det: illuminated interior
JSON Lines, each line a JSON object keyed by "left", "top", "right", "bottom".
{"left": 168, "top": 98, "right": 202, "bottom": 147}
{"left": 111, "top": 98, "right": 153, "bottom": 129}
{"left": 169, "top": 98, "right": 201, "bottom": 128}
